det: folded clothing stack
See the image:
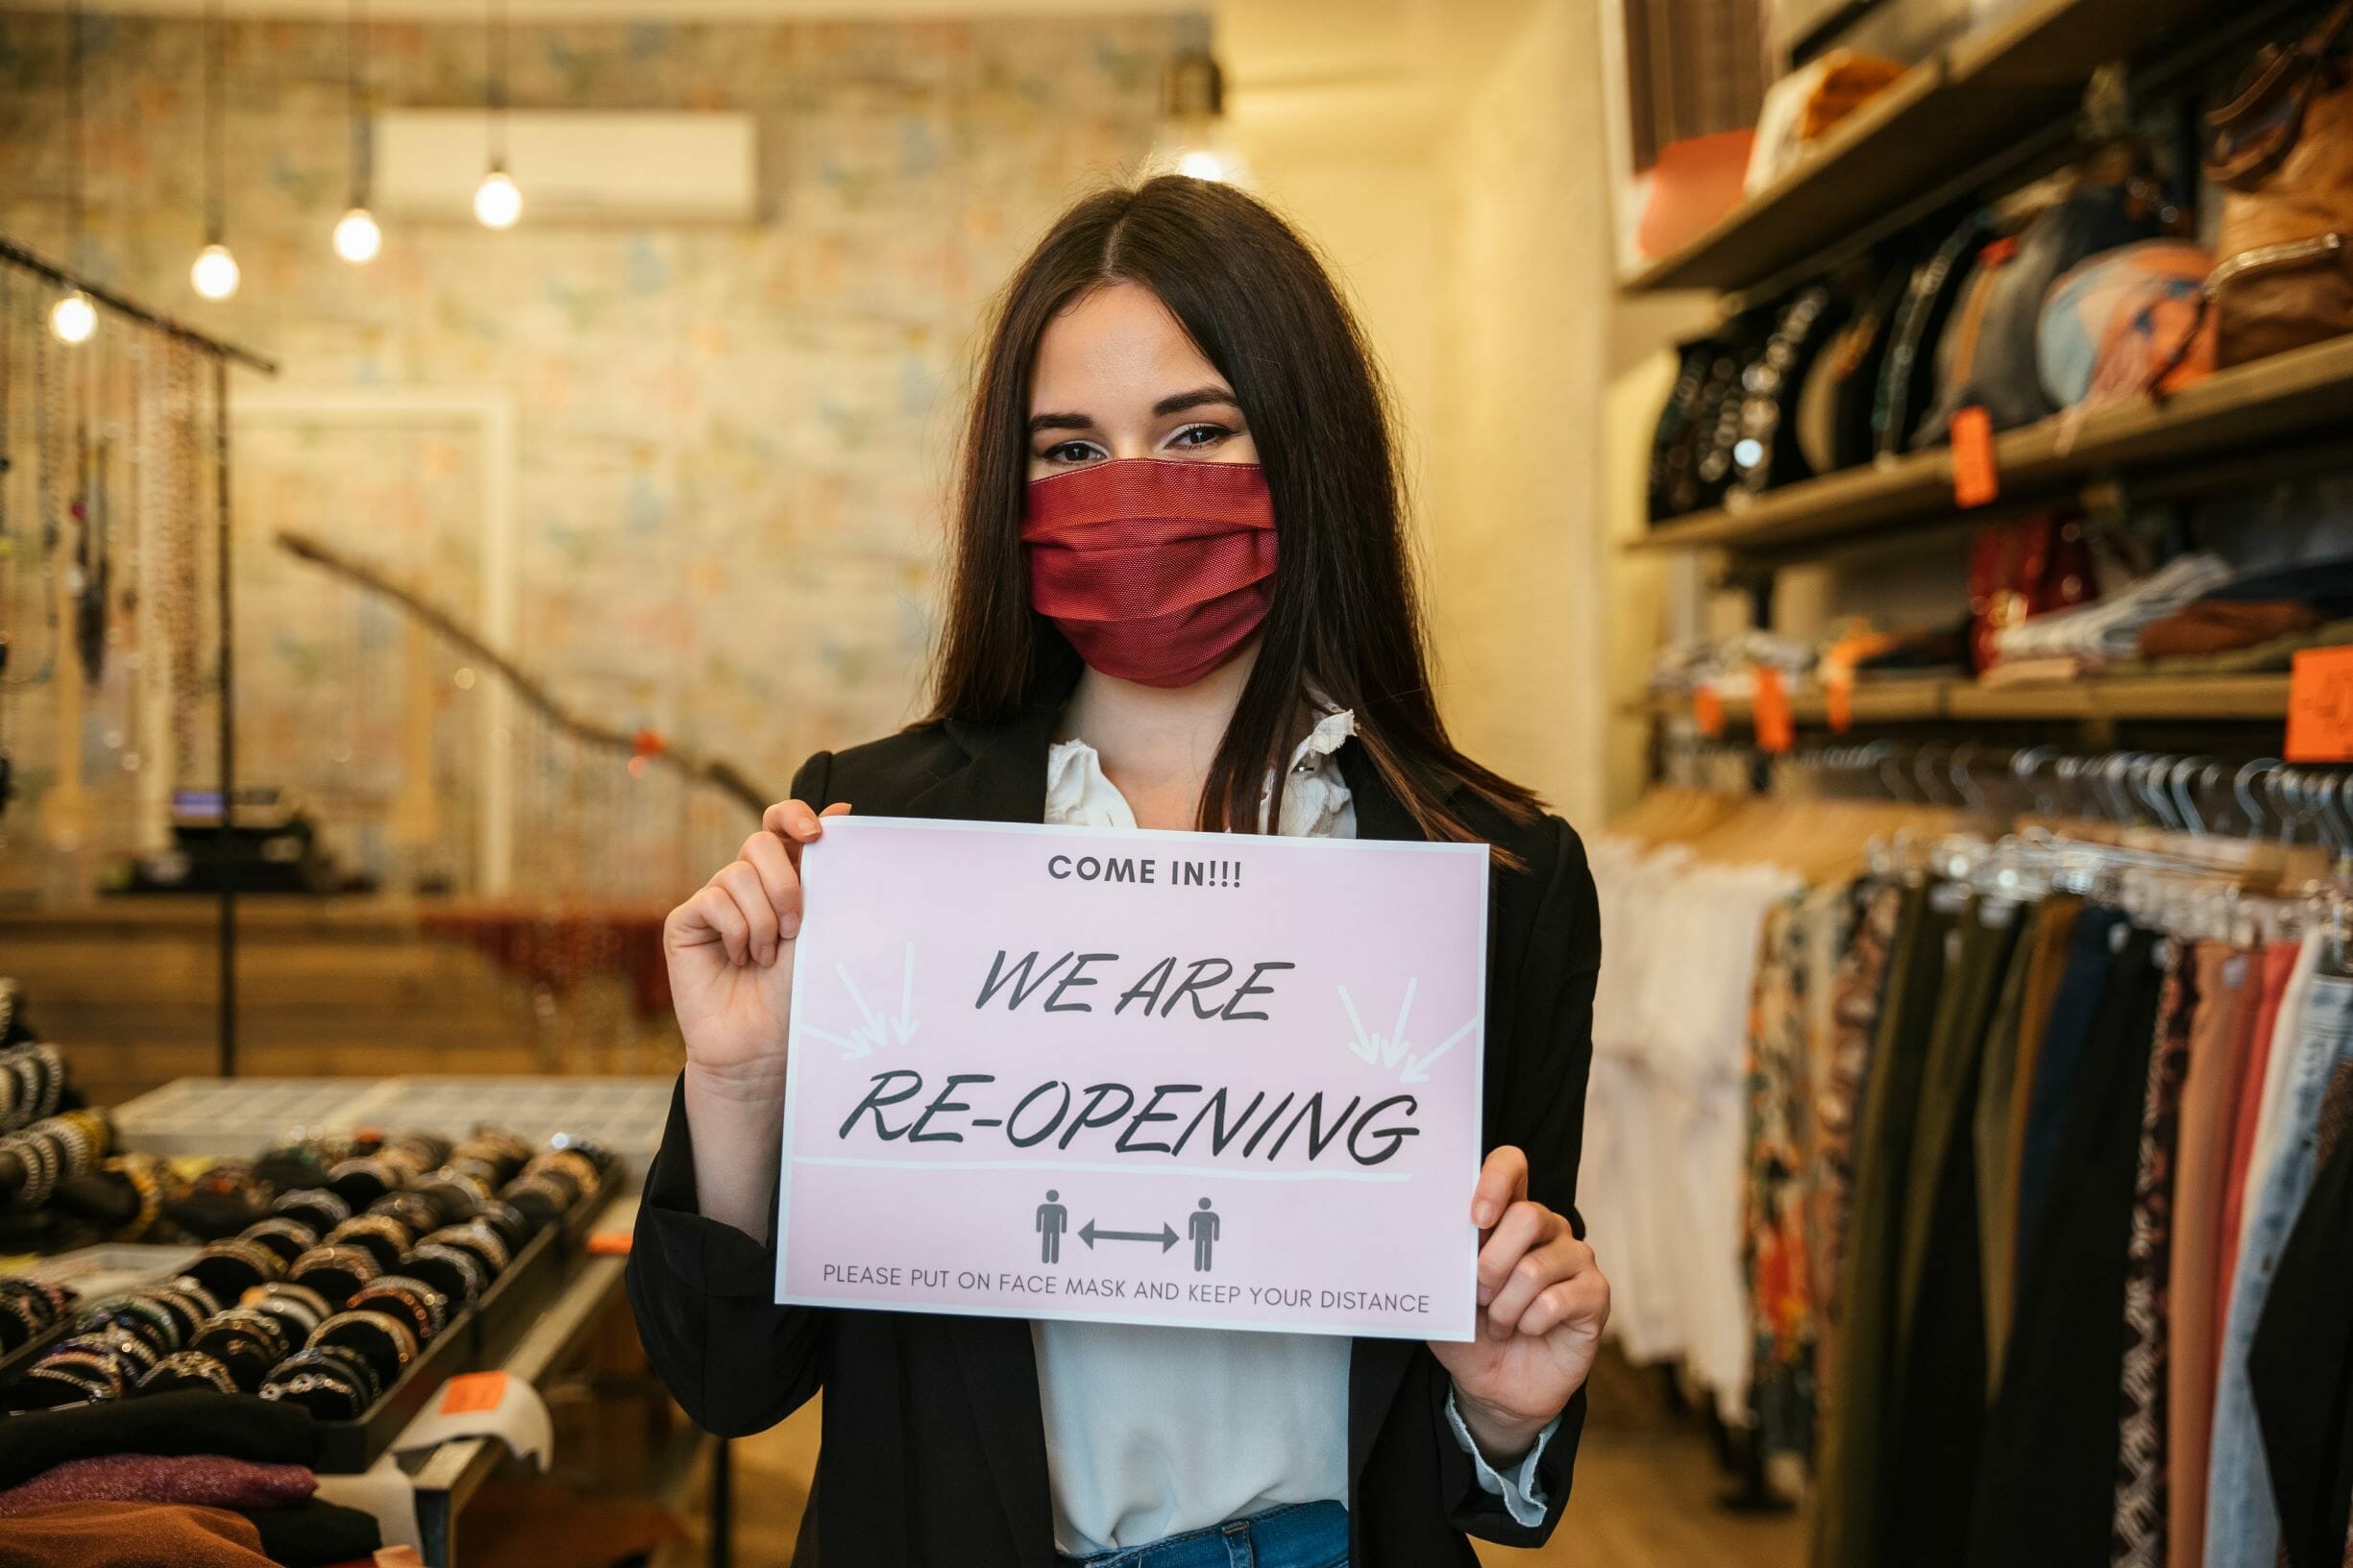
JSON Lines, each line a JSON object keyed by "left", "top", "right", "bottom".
{"left": 0, "top": 1390, "right": 380, "bottom": 1567}
{"left": 1991, "top": 551, "right": 2234, "bottom": 668}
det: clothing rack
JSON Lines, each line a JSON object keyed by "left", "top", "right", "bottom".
{"left": 0, "top": 233, "right": 277, "bottom": 1077}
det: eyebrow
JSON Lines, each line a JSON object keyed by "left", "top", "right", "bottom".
{"left": 1024, "top": 385, "right": 1241, "bottom": 437}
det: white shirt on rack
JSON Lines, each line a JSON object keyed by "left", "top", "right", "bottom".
{"left": 1030, "top": 706, "right": 1557, "bottom": 1553}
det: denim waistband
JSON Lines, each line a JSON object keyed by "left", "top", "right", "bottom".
{"left": 1056, "top": 1501, "right": 1348, "bottom": 1568}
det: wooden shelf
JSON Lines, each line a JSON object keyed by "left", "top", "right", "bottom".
{"left": 1629, "top": 334, "right": 2353, "bottom": 557}
{"left": 1651, "top": 674, "right": 2292, "bottom": 727}
{"left": 1621, "top": 0, "right": 2220, "bottom": 296}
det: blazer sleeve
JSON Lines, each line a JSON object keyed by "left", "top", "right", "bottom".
{"left": 624, "top": 751, "right": 841, "bottom": 1438}
{"left": 1434, "top": 813, "right": 1603, "bottom": 1545}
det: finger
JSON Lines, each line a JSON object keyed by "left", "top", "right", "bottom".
{"left": 761, "top": 798, "right": 825, "bottom": 846}
{"left": 820, "top": 802, "right": 852, "bottom": 818}
{"left": 1486, "top": 1231, "right": 1590, "bottom": 1332}
{"left": 1517, "top": 1269, "right": 1610, "bottom": 1339}
{"left": 1472, "top": 1146, "right": 1531, "bottom": 1231}
{"left": 740, "top": 831, "right": 804, "bottom": 934}
{"left": 687, "top": 882, "right": 751, "bottom": 967}
{"left": 716, "top": 862, "right": 781, "bottom": 966}
{"left": 1475, "top": 1198, "right": 1559, "bottom": 1304}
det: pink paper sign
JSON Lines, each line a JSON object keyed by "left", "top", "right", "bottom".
{"left": 775, "top": 815, "right": 1489, "bottom": 1340}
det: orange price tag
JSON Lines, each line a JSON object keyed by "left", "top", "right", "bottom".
{"left": 1825, "top": 670, "right": 1855, "bottom": 735}
{"left": 1693, "top": 686, "right": 1725, "bottom": 738}
{"left": 439, "top": 1371, "right": 509, "bottom": 1416}
{"left": 587, "top": 1231, "right": 633, "bottom": 1256}
{"left": 2286, "top": 646, "right": 2353, "bottom": 761}
{"left": 1951, "top": 405, "right": 1998, "bottom": 508}
{"left": 1752, "top": 667, "right": 1796, "bottom": 754}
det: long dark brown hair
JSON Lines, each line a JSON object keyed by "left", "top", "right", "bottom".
{"left": 928, "top": 175, "right": 1542, "bottom": 845}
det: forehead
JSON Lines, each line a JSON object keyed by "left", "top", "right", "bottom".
{"left": 1030, "top": 281, "right": 1223, "bottom": 407}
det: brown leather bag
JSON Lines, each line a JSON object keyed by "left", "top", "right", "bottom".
{"left": 2205, "top": 0, "right": 2353, "bottom": 367}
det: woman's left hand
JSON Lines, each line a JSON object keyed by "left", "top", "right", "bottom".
{"left": 1428, "top": 1144, "right": 1610, "bottom": 1465}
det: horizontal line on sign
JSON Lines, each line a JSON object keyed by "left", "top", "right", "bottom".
{"left": 791, "top": 1155, "right": 1411, "bottom": 1184}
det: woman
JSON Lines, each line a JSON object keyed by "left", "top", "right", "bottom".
{"left": 626, "top": 176, "right": 1607, "bottom": 1568}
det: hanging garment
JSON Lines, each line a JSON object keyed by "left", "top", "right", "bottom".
{"left": 1977, "top": 894, "right": 2082, "bottom": 1389}
{"left": 2115, "top": 941, "right": 2204, "bottom": 1568}
{"left": 2248, "top": 1061, "right": 2353, "bottom": 1568}
{"left": 2206, "top": 960, "right": 2353, "bottom": 1568}
{"left": 1583, "top": 841, "right": 1695, "bottom": 1365}
{"left": 2217, "top": 942, "right": 2303, "bottom": 1341}
{"left": 2168, "top": 944, "right": 2261, "bottom": 1568}
{"left": 1654, "top": 861, "right": 1810, "bottom": 1423}
{"left": 1812, "top": 883, "right": 1953, "bottom": 1568}
{"left": 1742, "top": 890, "right": 1848, "bottom": 1464}
{"left": 1883, "top": 899, "right": 2025, "bottom": 1568}
{"left": 1966, "top": 924, "right": 2164, "bottom": 1568}
{"left": 1809, "top": 879, "right": 1906, "bottom": 1404}
{"left": 2014, "top": 909, "right": 2134, "bottom": 1279}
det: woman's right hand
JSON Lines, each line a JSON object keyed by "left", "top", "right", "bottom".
{"left": 664, "top": 798, "right": 850, "bottom": 1090}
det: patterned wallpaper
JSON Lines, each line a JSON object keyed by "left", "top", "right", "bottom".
{"left": 0, "top": 8, "right": 1200, "bottom": 897}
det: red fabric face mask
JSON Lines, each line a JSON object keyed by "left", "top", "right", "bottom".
{"left": 1021, "top": 457, "right": 1277, "bottom": 688}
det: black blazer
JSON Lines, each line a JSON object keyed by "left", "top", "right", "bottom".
{"left": 625, "top": 686, "right": 1603, "bottom": 1566}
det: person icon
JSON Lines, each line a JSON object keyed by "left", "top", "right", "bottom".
{"left": 1188, "top": 1196, "right": 1219, "bottom": 1273}
{"left": 1036, "top": 1189, "right": 1068, "bottom": 1264}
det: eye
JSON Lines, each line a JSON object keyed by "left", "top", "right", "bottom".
{"left": 1039, "top": 439, "right": 1108, "bottom": 466}
{"left": 1166, "top": 423, "right": 1232, "bottom": 451}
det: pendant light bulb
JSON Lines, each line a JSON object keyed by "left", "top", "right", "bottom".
{"left": 333, "top": 205, "right": 382, "bottom": 263}
{"left": 49, "top": 290, "right": 97, "bottom": 345}
{"left": 474, "top": 168, "right": 522, "bottom": 230}
{"left": 1176, "top": 149, "right": 1229, "bottom": 182}
{"left": 191, "top": 241, "right": 241, "bottom": 300}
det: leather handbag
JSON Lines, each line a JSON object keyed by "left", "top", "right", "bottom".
{"left": 1910, "top": 171, "right": 2162, "bottom": 447}
{"left": 2203, "top": 0, "right": 2353, "bottom": 367}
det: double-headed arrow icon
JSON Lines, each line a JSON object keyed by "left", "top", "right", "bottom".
{"left": 1079, "top": 1218, "right": 1179, "bottom": 1252}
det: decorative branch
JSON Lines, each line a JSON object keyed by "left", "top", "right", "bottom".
{"left": 275, "top": 528, "right": 772, "bottom": 816}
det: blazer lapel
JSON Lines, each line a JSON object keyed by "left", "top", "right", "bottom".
{"left": 1335, "top": 740, "right": 1434, "bottom": 1489}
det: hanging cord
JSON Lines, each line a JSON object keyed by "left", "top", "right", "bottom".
{"left": 347, "top": 0, "right": 370, "bottom": 208}
{"left": 67, "top": 3, "right": 87, "bottom": 263}
{"left": 486, "top": 0, "right": 507, "bottom": 172}
{"left": 204, "top": 0, "right": 226, "bottom": 247}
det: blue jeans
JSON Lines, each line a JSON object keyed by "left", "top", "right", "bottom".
{"left": 2205, "top": 970, "right": 2353, "bottom": 1568}
{"left": 1057, "top": 1502, "right": 1348, "bottom": 1568}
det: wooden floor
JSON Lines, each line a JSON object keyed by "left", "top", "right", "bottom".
{"left": 669, "top": 1370, "right": 1808, "bottom": 1568}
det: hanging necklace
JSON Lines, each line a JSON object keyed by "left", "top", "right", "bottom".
{"left": 73, "top": 328, "right": 108, "bottom": 685}
{"left": 6, "top": 278, "right": 61, "bottom": 693}
{"left": 0, "top": 270, "right": 15, "bottom": 820}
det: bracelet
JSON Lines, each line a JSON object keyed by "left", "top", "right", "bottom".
{"left": 324, "top": 1214, "right": 414, "bottom": 1274}
{"left": 238, "top": 1216, "right": 321, "bottom": 1266}
{"left": 424, "top": 1220, "right": 511, "bottom": 1275}
{"left": 400, "top": 1241, "right": 489, "bottom": 1306}
{"left": 287, "top": 1244, "right": 380, "bottom": 1306}
{"left": 349, "top": 1276, "right": 450, "bottom": 1343}
{"left": 4, "top": 1129, "right": 57, "bottom": 1209}
{"left": 18, "top": 1360, "right": 117, "bottom": 1407}
{"left": 107, "top": 1156, "right": 164, "bottom": 1238}
{"left": 273, "top": 1188, "right": 353, "bottom": 1235}
{"left": 137, "top": 1348, "right": 239, "bottom": 1395}
{"left": 37, "top": 1348, "right": 129, "bottom": 1399}
{"left": 57, "top": 1328, "right": 159, "bottom": 1377}
{"left": 310, "top": 1308, "right": 419, "bottom": 1385}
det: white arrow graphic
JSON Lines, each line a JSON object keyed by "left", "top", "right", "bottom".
{"left": 799, "top": 943, "right": 919, "bottom": 1062}
{"left": 1340, "top": 978, "right": 1476, "bottom": 1083}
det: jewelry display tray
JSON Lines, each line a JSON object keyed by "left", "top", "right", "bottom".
{"left": 313, "top": 1181, "right": 615, "bottom": 1473}
{"left": 0, "top": 1185, "right": 612, "bottom": 1474}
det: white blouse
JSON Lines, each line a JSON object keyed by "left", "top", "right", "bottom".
{"left": 1030, "top": 707, "right": 1556, "bottom": 1553}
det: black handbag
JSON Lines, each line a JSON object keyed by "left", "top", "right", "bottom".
{"left": 1648, "top": 310, "right": 1773, "bottom": 521}
{"left": 1730, "top": 281, "right": 1854, "bottom": 495}
{"left": 1875, "top": 208, "right": 1998, "bottom": 457}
